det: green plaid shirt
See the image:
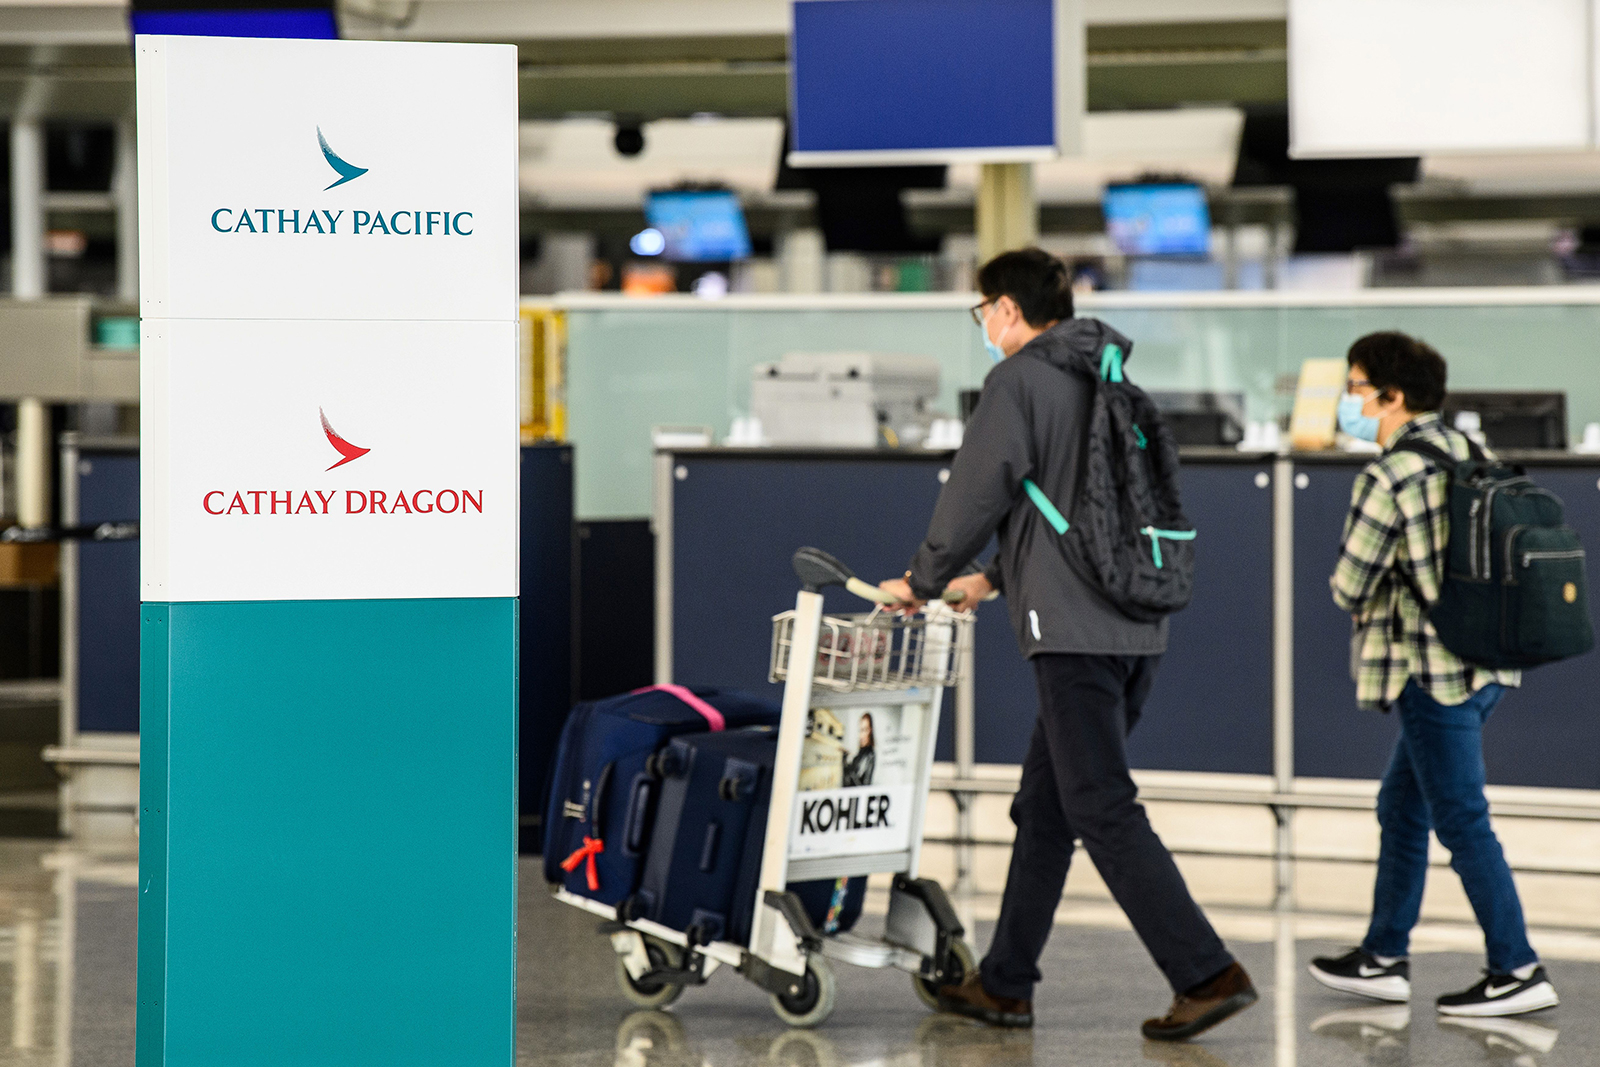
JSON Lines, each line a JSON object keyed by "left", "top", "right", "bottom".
{"left": 1330, "top": 412, "right": 1521, "bottom": 710}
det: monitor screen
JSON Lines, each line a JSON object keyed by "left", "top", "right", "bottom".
{"left": 1103, "top": 183, "right": 1211, "bottom": 257}
{"left": 644, "top": 191, "right": 752, "bottom": 262}
{"left": 790, "top": 0, "right": 1057, "bottom": 162}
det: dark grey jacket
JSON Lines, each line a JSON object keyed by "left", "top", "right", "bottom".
{"left": 907, "top": 319, "right": 1167, "bottom": 657}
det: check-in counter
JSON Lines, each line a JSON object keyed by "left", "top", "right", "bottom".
{"left": 657, "top": 445, "right": 1600, "bottom": 787}
{"left": 657, "top": 447, "right": 1277, "bottom": 776}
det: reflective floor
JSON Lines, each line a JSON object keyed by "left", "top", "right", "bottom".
{"left": 0, "top": 844, "right": 1593, "bottom": 1065}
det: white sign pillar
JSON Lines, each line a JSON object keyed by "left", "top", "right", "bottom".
{"left": 136, "top": 36, "right": 520, "bottom": 1067}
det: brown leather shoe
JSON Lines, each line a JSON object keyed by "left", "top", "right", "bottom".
{"left": 1141, "top": 962, "right": 1258, "bottom": 1042}
{"left": 936, "top": 972, "right": 1034, "bottom": 1029}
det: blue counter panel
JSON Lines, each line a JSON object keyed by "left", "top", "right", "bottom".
{"left": 1129, "top": 463, "right": 1275, "bottom": 776}
{"left": 1293, "top": 460, "right": 1600, "bottom": 788}
{"left": 1291, "top": 463, "right": 1395, "bottom": 779}
{"left": 138, "top": 597, "right": 518, "bottom": 1067}
{"left": 672, "top": 455, "right": 957, "bottom": 753}
{"left": 518, "top": 444, "right": 574, "bottom": 846}
{"left": 77, "top": 450, "right": 140, "bottom": 733}
{"left": 671, "top": 453, "right": 1274, "bottom": 774}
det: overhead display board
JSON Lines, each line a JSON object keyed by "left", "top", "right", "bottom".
{"left": 137, "top": 35, "right": 519, "bottom": 1067}
{"left": 788, "top": 0, "right": 1082, "bottom": 166}
{"left": 1289, "top": 0, "right": 1592, "bottom": 156}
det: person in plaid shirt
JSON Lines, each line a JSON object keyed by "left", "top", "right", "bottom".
{"left": 1308, "top": 332, "right": 1558, "bottom": 1018}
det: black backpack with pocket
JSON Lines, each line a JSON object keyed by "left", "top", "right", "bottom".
{"left": 1395, "top": 439, "right": 1594, "bottom": 669}
{"left": 1024, "top": 326, "right": 1196, "bottom": 623}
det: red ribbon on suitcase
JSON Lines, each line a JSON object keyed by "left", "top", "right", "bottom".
{"left": 561, "top": 836, "right": 605, "bottom": 891}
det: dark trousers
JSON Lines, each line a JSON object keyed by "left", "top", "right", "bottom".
{"left": 980, "top": 653, "right": 1235, "bottom": 999}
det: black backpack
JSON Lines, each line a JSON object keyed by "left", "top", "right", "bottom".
{"left": 1395, "top": 439, "right": 1594, "bottom": 669}
{"left": 1024, "top": 333, "right": 1196, "bottom": 623}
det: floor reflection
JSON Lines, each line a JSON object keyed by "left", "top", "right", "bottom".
{"left": 0, "top": 851, "right": 1589, "bottom": 1065}
{"left": 1436, "top": 1015, "right": 1560, "bottom": 1064}
{"left": 1309, "top": 1006, "right": 1411, "bottom": 1066}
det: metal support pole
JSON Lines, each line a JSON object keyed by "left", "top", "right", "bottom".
{"left": 976, "top": 163, "right": 1038, "bottom": 264}
{"left": 12, "top": 908, "right": 38, "bottom": 1050}
{"left": 15, "top": 399, "right": 49, "bottom": 528}
{"left": 1271, "top": 456, "right": 1296, "bottom": 906}
{"left": 953, "top": 631, "right": 977, "bottom": 896}
{"left": 652, "top": 451, "right": 674, "bottom": 684}
{"left": 1273, "top": 907, "right": 1298, "bottom": 1067}
{"left": 11, "top": 118, "right": 44, "bottom": 300}
{"left": 59, "top": 435, "right": 80, "bottom": 836}
{"left": 115, "top": 118, "right": 138, "bottom": 303}
{"left": 13, "top": 117, "right": 49, "bottom": 529}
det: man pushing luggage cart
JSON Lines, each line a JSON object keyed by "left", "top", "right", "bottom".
{"left": 552, "top": 547, "right": 977, "bottom": 1028}
{"left": 875, "top": 248, "right": 1257, "bottom": 1041}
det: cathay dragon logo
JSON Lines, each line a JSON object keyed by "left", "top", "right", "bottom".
{"left": 319, "top": 408, "right": 371, "bottom": 470}
{"left": 317, "top": 127, "right": 368, "bottom": 190}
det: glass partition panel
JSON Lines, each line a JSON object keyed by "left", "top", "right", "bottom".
{"left": 560, "top": 294, "right": 1600, "bottom": 519}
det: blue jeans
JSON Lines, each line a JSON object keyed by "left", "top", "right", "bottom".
{"left": 1361, "top": 680, "right": 1537, "bottom": 973}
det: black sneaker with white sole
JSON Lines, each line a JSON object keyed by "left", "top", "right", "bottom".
{"left": 1308, "top": 948, "right": 1411, "bottom": 1003}
{"left": 1436, "top": 967, "right": 1559, "bottom": 1018}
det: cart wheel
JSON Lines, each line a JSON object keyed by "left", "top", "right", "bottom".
{"left": 616, "top": 940, "right": 685, "bottom": 1009}
{"left": 912, "top": 939, "right": 976, "bottom": 1011}
{"left": 769, "top": 957, "right": 836, "bottom": 1028}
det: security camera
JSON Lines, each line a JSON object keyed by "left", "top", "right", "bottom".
{"left": 613, "top": 121, "right": 645, "bottom": 158}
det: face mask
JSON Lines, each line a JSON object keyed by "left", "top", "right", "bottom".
{"left": 1338, "top": 392, "right": 1381, "bottom": 443}
{"left": 980, "top": 305, "right": 1010, "bottom": 364}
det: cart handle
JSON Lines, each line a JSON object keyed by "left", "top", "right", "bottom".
{"left": 793, "top": 546, "right": 986, "bottom": 607}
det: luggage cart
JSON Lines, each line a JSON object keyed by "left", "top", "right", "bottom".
{"left": 556, "top": 548, "right": 977, "bottom": 1027}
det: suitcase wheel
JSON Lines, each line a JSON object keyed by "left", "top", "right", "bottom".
{"left": 912, "top": 939, "right": 976, "bottom": 1011}
{"left": 616, "top": 939, "right": 685, "bottom": 1010}
{"left": 769, "top": 956, "right": 835, "bottom": 1028}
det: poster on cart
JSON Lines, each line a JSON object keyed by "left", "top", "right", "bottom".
{"left": 789, "top": 703, "right": 926, "bottom": 859}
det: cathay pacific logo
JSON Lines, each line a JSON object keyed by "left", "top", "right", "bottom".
{"left": 317, "top": 127, "right": 368, "bottom": 190}
{"left": 205, "top": 124, "right": 475, "bottom": 237}
{"left": 319, "top": 408, "right": 370, "bottom": 470}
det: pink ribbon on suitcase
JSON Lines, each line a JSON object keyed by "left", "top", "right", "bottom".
{"left": 632, "top": 684, "right": 726, "bottom": 731}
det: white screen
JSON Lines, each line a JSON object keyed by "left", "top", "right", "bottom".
{"left": 1289, "top": 0, "right": 1591, "bottom": 156}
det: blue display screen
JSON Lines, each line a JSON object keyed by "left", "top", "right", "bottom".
{"left": 644, "top": 192, "right": 753, "bottom": 262}
{"left": 131, "top": 9, "right": 338, "bottom": 38}
{"left": 791, "top": 0, "right": 1055, "bottom": 155}
{"left": 1103, "top": 184, "right": 1212, "bottom": 257}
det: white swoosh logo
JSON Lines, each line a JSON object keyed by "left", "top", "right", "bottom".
{"left": 1358, "top": 965, "right": 1389, "bottom": 977}
{"left": 1484, "top": 982, "right": 1520, "bottom": 998}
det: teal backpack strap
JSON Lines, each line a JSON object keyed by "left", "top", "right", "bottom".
{"left": 1099, "top": 343, "right": 1124, "bottom": 383}
{"left": 1138, "top": 526, "right": 1197, "bottom": 568}
{"left": 1022, "top": 479, "right": 1069, "bottom": 535}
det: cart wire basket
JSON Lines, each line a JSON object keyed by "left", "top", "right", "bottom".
{"left": 770, "top": 604, "right": 973, "bottom": 693}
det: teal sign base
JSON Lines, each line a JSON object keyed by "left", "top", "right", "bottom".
{"left": 138, "top": 597, "right": 518, "bottom": 1067}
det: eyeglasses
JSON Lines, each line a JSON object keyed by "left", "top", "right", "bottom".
{"left": 1346, "top": 378, "right": 1374, "bottom": 392}
{"left": 969, "top": 301, "right": 992, "bottom": 327}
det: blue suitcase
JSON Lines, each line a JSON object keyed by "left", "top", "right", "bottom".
{"left": 633, "top": 727, "right": 867, "bottom": 945}
{"left": 542, "top": 685, "right": 779, "bottom": 906}
{"left": 633, "top": 727, "right": 778, "bottom": 944}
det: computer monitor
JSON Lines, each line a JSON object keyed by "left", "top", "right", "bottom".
{"left": 1442, "top": 392, "right": 1567, "bottom": 450}
{"left": 1103, "top": 183, "right": 1211, "bottom": 257}
{"left": 1149, "top": 391, "right": 1246, "bottom": 447}
{"left": 643, "top": 191, "right": 753, "bottom": 263}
